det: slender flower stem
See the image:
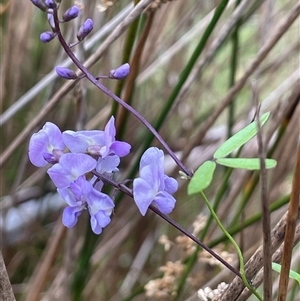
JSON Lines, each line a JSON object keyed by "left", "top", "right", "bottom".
{"left": 93, "top": 171, "right": 242, "bottom": 280}
{"left": 52, "top": 10, "right": 192, "bottom": 178}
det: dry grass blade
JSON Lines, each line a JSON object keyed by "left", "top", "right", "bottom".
{"left": 277, "top": 143, "right": 300, "bottom": 301}
{"left": 24, "top": 221, "right": 66, "bottom": 301}
{"left": 0, "top": 251, "right": 15, "bottom": 301}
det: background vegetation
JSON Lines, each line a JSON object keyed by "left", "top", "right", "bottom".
{"left": 0, "top": 0, "right": 299, "bottom": 300}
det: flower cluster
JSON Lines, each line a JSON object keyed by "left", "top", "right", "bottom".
{"left": 29, "top": 117, "right": 130, "bottom": 234}
{"left": 29, "top": 0, "right": 178, "bottom": 235}
{"left": 28, "top": 118, "right": 178, "bottom": 234}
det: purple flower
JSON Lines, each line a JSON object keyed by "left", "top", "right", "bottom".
{"left": 58, "top": 176, "right": 114, "bottom": 234}
{"left": 40, "top": 31, "right": 56, "bottom": 43}
{"left": 133, "top": 147, "right": 178, "bottom": 216}
{"left": 47, "top": 153, "right": 97, "bottom": 188}
{"left": 29, "top": 122, "right": 65, "bottom": 167}
{"left": 77, "top": 19, "right": 93, "bottom": 41}
{"left": 55, "top": 66, "right": 78, "bottom": 80}
{"left": 63, "top": 5, "right": 80, "bottom": 22}
{"left": 109, "top": 63, "right": 130, "bottom": 80}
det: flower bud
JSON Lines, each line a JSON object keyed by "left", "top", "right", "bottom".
{"left": 109, "top": 63, "right": 130, "bottom": 80}
{"left": 47, "top": 10, "right": 56, "bottom": 30}
{"left": 62, "top": 5, "right": 80, "bottom": 22}
{"left": 45, "top": 0, "right": 57, "bottom": 9}
{"left": 77, "top": 19, "right": 93, "bottom": 41}
{"left": 40, "top": 31, "right": 56, "bottom": 43}
{"left": 31, "top": 0, "right": 48, "bottom": 11}
{"left": 55, "top": 66, "right": 78, "bottom": 80}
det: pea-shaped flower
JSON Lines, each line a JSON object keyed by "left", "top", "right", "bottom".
{"left": 28, "top": 122, "right": 65, "bottom": 167}
{"left": 133, "top": 147, "right": 178, "bottom": 216}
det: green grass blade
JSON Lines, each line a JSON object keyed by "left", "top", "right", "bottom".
{"left": 188, "top": 161, "right": 216, "bottom": 194}
{"left": 216, "top": 158, "right": 277, "bottom": 170}
{"left": 214, "top": 112, "right": 270, "bottom": 159}
{"left": 272, "top": 262, "right": 300, "bottom": 285}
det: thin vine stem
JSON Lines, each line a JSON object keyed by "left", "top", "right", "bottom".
{"left": 52, "top": 9, "right": 192, "bottom": 178}
{"left": 199, "top": 191, "right": 263, "bottom": 301}
{"left": 93, "top": 171, "right": 243, "bottom": 280}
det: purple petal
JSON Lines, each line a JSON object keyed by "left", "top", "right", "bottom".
{"left": 62, "top": 206, "right": 82, "bottom": 228}
{"left": 47, "top": 153, "right": 96, "bottom": 188}
{"left": 63, "top": 130, "right": 105, "bottom": 153}
{"left": 43, "top": 122, "right": 65, "bottom": 149}
{"left": 47, "top": 163, "right": 74, "bottom": 188}
{"left": 69, "top": 180, "right": 84, "bottom": 200}
{"left": 59, "top": 153, "right": 97, "bottom": 178}
{"left": 133, "top": 177, "right": 156, "bottom": 216}
{"left": 153, "top": 191, "right": 176, "bottom": 214}
{"left": 58, "top": 187, "right": 78, "bottom": 207}
{"left": 110, "top": 141, "right": 131, "bottom": 157}
{"left": 90, "top": 215, "right": 103, "bottom": 234}
{"left": 86, "top": 188, "right": 114, "bottom": 215}
{"left": 164, "top": 175, "right": 178, "bottom": 194}
{"left": 96, "top": 155, "right": 120, "bottom": 174}
{"left": 29, "top": 131, "right": 49, "bottom": 167}
{"left": 28, "top": 122, "right": 64, "bottom": 167}
{"left": 140, "top": 147, "right": 164, "bottom": 172}
{"left": 139, "top": 164, "right": 161, "bottom": 192}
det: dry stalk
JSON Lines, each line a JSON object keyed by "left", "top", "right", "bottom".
{"left": 24, "top": 220, "right": 66, "bottom": 301}
{"left": 0, "top": 251, "right": 15, "bottom": 301}
{"left": 277, "top": 142, "right": 300, "bottom": 301}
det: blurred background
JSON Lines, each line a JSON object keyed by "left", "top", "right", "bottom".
{"left": 0, "top": 0, "right": 299, "bottom": 300}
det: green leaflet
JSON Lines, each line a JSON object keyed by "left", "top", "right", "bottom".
{"left": 188, "top": 161, "right": 216, "bottom": 195}
{"left": 216, "top": 158, "right": 277, "bottom": 170}
{"left": 213, "top": 112, "right": 270, "bottom": 159}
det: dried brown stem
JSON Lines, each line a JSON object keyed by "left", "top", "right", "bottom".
{"left": 24, "top": 220, "right": 66, "bottom": 301}
{"left": 277, "top": 142, "right": 300, "bottom": 301}
{"left": 0, "top": 251, "right": 15, "bottom": 301}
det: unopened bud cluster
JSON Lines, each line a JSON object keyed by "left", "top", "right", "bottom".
{"left": 31, "top": 0, "right": 92, "bottom": 43}
{"left": 31, "top": 0, "right": 130, "bottom": 81}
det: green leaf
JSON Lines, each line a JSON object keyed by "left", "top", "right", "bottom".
{"left": 213, "top": 112, "right": 270, "bottom": 159}
{"left": 188, "top": 161, "right": 216, "bottom": 195}
{"left": 215, "top": 158, "right": 277, "bottom": 170}
{"left": 272, "top": 262, "right": 300, "bottom": 285}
